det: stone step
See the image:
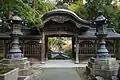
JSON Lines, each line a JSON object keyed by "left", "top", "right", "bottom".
{"left": 3, "top": 58, "right": 28, "bottom": 64}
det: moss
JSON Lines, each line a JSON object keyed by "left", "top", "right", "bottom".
{"left": 0, "top": 56, "right": 3, "bottom": 60}
{"left": 0, "top": 69, "right": 12, "bottom": 74}
{"left": 0, "top": 57, "right": 3, "bottom": 63}
{"left": 76, "top": 67, "right": 88, "bottom": 80}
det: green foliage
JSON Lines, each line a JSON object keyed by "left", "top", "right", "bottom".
{"left": 117, "top": 4, "right": 120, "bottom": 10}
{"left": 0, "top": 0, "right": 55, "bottom": 28}
{"left": 36, "top": 0, "right": 55, "bottom": 15}
{"left": 85, "top": 0, "right": 113, "bottom": 19}
{"left": 0, "top": 56, "right": 3, "bottom": 63}
{"left": 48, "top": 37, "right": 72, "bottom": 59}
{"left": 66, "top": 0, "right": 83, "bottom": 12}
{"left": 17, "top": 0, "right": 54, "bottom": 27}
{"left": 0, "top": 0, "right": 16, "bottom": 17}
{"left": 67, "top": 0, "right": 120, "bottom": 32}
{"left": 114, "top": 11, "right": 120, "bottom": 33}
{"left": 0, "top": 69, "right": 12, "bottom": 74}
{"left": 16, "top": 0, "right": 41, "bottom": 26}
{"left": 66, "top": 49, "right": 72, "bottom": 58}
{"left": 66, "top": 0, "right": 88, "bottom": 20}
{"left": 85, "top": 0, "right": 120, "bottom": 31}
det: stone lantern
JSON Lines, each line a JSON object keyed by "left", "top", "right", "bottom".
{"left": 94, "top": 10, "right": 109, "bottom": 58}
{"left": 86, "top": 10, "right": 119, "bottom": 80}
{"left": 1, "top": 10, "right": 30, "bottom": 72}
{"left": 6, "top": 9, "right": 23, "bottom": 59}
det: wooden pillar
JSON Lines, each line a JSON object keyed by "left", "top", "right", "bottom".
{"left": 75, "top": 36, "right": 79, "bottom": 64}
{"left": 41, "top": 31, "right": 45, "bottom": 64}
{"left": 22, "top": 40, "right": 25, "bottom": 57}
{"left": 45, "top": 36, "right": 48, "bottom": 60}
{"left": 94, "top": 39, "right": 97, "bottom": 57}
{"left": 115, "top": 39, "right": 120, "bottom": 59}
{"left": 113, "top": 40, "right": 116, "bottom": 56}
{"left": 72, "top": 37, "right": 75, "bottom": 60}
{"left": 3, "top": 40, "right": 5, "bottom": 57}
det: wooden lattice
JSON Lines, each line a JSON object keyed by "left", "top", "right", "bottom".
{"left": 79, "top": 40, "right": 114, "bottom": 56}
{"left": 23, "top": 41, "right": 41, "bottom": 57}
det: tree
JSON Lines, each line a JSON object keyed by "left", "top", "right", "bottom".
{"left": 35, "top": 0, "right": 55, "bottom": 17}
{"left": 67, "top": 0, "right": 120, "bottom": 32}
{"left": 85, "top": 0, "right": 120, "bottom": 30}
{"left": 0, "top": 0, "right": 55, "bottom": 28}
{"left": 48, "top": 37, "right": 72, "bottom": 52}
{"left": 66, "top": 0, "right": 88, "bottom": 20}
{"left": 0, "top": 0, "right": 16, "bottom": 17}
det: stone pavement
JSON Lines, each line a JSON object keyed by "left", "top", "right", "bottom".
{"left": 40, "top": 60, "right": 88, "bottom": 68}
{"left": 38, "top": 60, "right": 88, "bottom": 80}
{"left": 40, "top": 68, "right": 83, "bottom": 80}
{"left": 31, "top": 60, "right": 88, "bottom": 80}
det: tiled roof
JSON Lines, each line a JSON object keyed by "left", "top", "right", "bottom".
{"left": 79, "top": 28, "right": 120, "bottom": 39}
{"left": 0, "top": 28, "right": 41, "bottom": 40}
{"left": 0, "top": 28, "right": 119, "bottom": 40}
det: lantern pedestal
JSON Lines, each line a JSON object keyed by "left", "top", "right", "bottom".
{"left": 6, "top": 34, "right": 23, "bottom": 60}
{"left": 1, "top": 58, "right": 30, "bottom": 69}
{"left": 0, "top": 58, "right": 31, "bottom": 76}
{"left": 86, "top": 57, "right": 119, "bottom": 80}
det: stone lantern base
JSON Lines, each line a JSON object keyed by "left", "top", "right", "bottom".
{"left": 0, "top": 58, "right": 31, "bottom": 76}
{"left": 86, "top": 57, "right": 119, "bottom": 80}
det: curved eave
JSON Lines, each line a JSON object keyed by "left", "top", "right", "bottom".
{"left": 41, "top": 9, "right": 92, "bottom": 26}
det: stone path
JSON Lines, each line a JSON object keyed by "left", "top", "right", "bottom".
{"left": 40, "top": 68, "right": 82, "bottom": 80}
{"left": 36, "top": 60, "right": 88, "bottom": 80}
{"left": 31, "top": 60, "right": 88, "bottom": 80}
{"left": 40, "top": 60, "right": 88, "bottom": 68}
